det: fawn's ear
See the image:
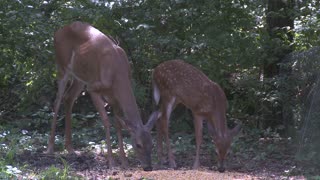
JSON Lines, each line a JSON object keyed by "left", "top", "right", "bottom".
{"left": 229, "top": 123, "right": 242, "bottom": 137}
{"left": 144, "top": 111, "right": 161, "bottom": 131}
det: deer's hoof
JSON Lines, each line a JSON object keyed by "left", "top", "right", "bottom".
{"left": 192, "top": 162, "right": 200, "bottom": 170}
{"left": 143, "top": 166, "right": 153, "bottom": 171}
{"left": 120, "top": 161, "right": 129, "bottom": 169}
{"left": 218, "top": 167, "right": 225, "bottom": 173}
{"left": 169, "top": 161, "right": 177, "bottom": 170}
{"left": 65, "top": 146, "right": 75, "bottom": 154}
{"left": 44, "top": 148, "right": 54, "bottom": 154}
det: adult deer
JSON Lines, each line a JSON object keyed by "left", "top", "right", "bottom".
{"left": 153, "top": 60, "right": 241, "bottom": 172}
{"left": 46, "top": 21, "right": 159, "bottom": 171}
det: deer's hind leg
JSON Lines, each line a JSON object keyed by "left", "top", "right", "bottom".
{"left": 63, "top": 79, "right": 85, "bottom": 153}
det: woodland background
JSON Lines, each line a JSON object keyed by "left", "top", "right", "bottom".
{"left": 0, "top": 0, "right": 320, "bottom": 179}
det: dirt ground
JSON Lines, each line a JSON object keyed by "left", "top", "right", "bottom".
{"left": 16, "top": 139, "right": 309, "bottom": 180}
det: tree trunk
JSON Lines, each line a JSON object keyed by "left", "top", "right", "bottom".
{"left": 262, "top": 0, "right": 295, "bottom": 132}
{"left": 264, "top": 0, "right": 294, "bottom": 78}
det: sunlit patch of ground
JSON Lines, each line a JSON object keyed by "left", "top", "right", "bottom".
{"left": 75, "top": 168, "right": 306, "bottom": 180}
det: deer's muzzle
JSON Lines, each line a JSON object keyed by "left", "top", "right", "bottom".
{"left": 218, "top": 161, "right": 225, "bottom": 173}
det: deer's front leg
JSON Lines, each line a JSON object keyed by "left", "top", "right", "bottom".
{"left": 156, "top": 118, "right": 165, "bottom": 166}
{"left": 89, "top": 92, "right": 115, "bottom": 169}
{"left": 192, "top": 113, "right": 203, "bottom": 169}
{"left": 114, "top": 112, "right": 129, "bottom": 169}
{"left": 161, "top": 97, "right": 177, "bottom": 169}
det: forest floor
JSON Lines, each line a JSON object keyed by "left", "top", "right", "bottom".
{"left": 1, "top": 111, "right": 318, "bottom": 179}
{"left": 14, "top": 133, "right": 316, "bottom": 180}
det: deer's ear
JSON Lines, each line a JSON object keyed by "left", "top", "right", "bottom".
{"left": 116, "top": 115, "right": 127, "bottom": 127}
{"left": 207, "top": 122, "right": 218, "bottom": 138}
{"left": 115, "top": 115, "right": 135, "bottom": 134}
{"left": 229, "top": 123, "right": 242, "bottom": 137}
{"left": 144, "top": 111, "right": 161, "bottom": 131}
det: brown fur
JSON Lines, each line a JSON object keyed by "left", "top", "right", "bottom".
{"left": 153, "top": 60, "right": 241, "bottom": 172}
{"left": 47, "top": 21, "right": 159, "bottom": 171}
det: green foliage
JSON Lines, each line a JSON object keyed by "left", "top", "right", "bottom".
{"left": 0, "top": 0, "right": 320, "bottom": 177}
{"left": 0, "top": 0, "right": 56, "bottom": 112}
{"left": 309, "top": 176, "right": 320, "bottom": 180}
{"left": 0, "top": 163, "right": 22, "bottom": 179}
{"left": 114, "top": 0, "right": 259, "bottom": 81}
{"left": 38, "top": 164, "right": 70, "bottom": 180}
{"left": 294, "top": 0, "right": 320, "bottom": 49}
{"left": 171, "top": 133, "right": 196, "bottom": 155}
{"left": 0, "top": 127, "right": 23, "bottom": 179}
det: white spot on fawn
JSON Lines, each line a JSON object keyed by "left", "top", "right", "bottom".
{"left": 153, "top": 81, "right": 160, "bottom": 105}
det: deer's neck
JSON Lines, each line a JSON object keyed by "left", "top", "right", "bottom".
{"left": 211, "top": 85, "right": 228, "bottom": 137}
{"left": 122, "top": 99, "right": 143, "bottom": 130}
{"left": 114, "top": 79, "right": 144, "bottom": 130}
{"left": 212, "top": 113, "right": 228, "bottom": 137}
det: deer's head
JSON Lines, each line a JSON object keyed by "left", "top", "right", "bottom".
{"left": 209, "top": 123, "right": 241, "bottom": 172}
{"left": 128, "top": 111, "right": 160, "bottom": 171}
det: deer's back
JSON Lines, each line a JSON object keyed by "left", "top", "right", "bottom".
{"left": 54, "top": 21, "right": 131, "bottom": 87}
{"left": 153, "top": 60, "right": 227, "bottom": 113}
